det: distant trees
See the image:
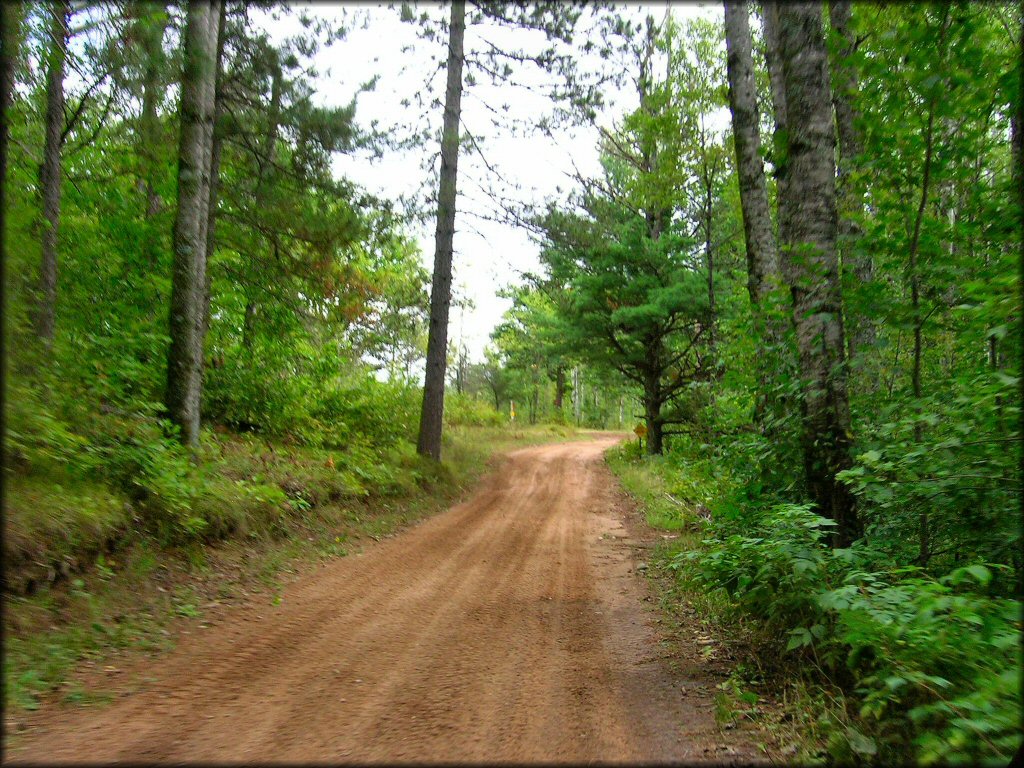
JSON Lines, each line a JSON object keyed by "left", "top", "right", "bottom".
{"left": 7, "top": 3, "right": 432, "bottom": 455}
{"left": 412, "top": 1, "right": 621, "bottom": 459}
{"left": 492, "top": 283, "right": 568, "bottom": 424}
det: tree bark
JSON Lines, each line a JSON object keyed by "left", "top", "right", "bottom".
{"left": 139, "top": 3, "right": 168, "bottom": 226}
{"left": 724, "top": 1, "right": 783, "bottom": 424}
{"left": 573, "top": 366, "right": 582, "bottom": 424}
{"left": 643, "top": 372, "right": 663, "bottom": 456}
{"left": 202, "top": 0, "right": 227, "bottom": 342}
{"left": 1, "top": 1, "right": 19, "bottom": 410}
{"left": 36, "top": 0, "right": 70, "bottom": 344}
{"left": 828, "top": 0, "right": 875, "bottom": 381}
{"left": 165, "top": 0, "right": 221, "bottom": 447}
{"left": 416, "top": 0, "right": 465, "bottom": 461}
{"left": 761, "top": 0, "right": 789, "bottom": 245}
{"left": 776, "top": 1, "right": 860, "bottom": 546}
{"left": 553, "top": 366, "right": 565, "bottom": 411}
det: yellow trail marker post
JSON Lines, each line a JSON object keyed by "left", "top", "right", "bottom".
{"left": 634, "top": 423, "right": 647, "bottom": 453}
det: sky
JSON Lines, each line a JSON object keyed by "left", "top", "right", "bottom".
{"left": 258, "top": 2, "right": 724, "bottom": 363}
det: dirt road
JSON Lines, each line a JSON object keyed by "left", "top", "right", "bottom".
{"left": 6, "top": 436, "right": 763, "bottom": 764}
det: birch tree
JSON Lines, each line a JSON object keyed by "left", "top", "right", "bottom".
{"left": 828, "top": 0, "right": 875, "bottom": 382}
{"left": 723, "top": 1, "right": 785, "bottom": 426}
{"left": 165, "top": 0, "right": 222, "bottom": 446}
{"left": 775, "top": 1, "right": 859, "bottom": 545}
{"left": 36, "top": 0, "right": 70, "bottom": 344}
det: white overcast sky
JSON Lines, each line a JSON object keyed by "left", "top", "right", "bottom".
{"left": 258, "top": 2, "right": 724, "bottom": 363}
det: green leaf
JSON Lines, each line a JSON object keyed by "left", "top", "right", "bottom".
{"left": 847, "top": 728, "right": 877, "bottom": 756}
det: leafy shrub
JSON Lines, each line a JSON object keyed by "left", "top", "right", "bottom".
{"left": 679, "top": 501, "right": 1023, "bottom": 764}
{"left": 821, "top": 566, "right": 1021, "bottom": 764}
{"left": 203, "top": 344, "right": 420, "bottom": 449}
{"left": 840, "top": 379, "right": 1021, "bottom": 579}
{"left": 679, "top": 503, "right": 838, "bottom": 637}
{"left": 444, "top": 393, "right": 506, "bottom": 427}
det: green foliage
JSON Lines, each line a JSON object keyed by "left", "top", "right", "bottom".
{"left": 444, "top": 392, "right": 507, "bottom": 428}
{"left": 822, "top": 567, "right": 1021, "bottom": 764}
{"left": 681, "top": 503, "right": 839, "bottom": 635}
{"left": 664, "top": 474, "right": 1022, "bottom": 765}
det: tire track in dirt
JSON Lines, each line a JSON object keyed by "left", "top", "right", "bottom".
{"left": 6, "top": 436, "right": 765, "bottom": 764}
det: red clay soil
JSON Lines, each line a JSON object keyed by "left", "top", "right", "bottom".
{"left": 4, "top": 436, "right": 766, "bottom": 764}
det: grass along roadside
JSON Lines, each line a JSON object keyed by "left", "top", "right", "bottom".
{"left": 3, "top": 422, "right": 582, "bottom": 725}
{"left": 605, "top": 443, "right": 1023, "bottom": 765}
{"left": 605, "top": 445, "right": 820, "bottom": 762}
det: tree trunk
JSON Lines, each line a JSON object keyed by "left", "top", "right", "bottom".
{"left": 416, "top": 0, "right": 465, "bottom": 461}
{"left": 573, "top": 366, "right": 582, "bottom": 424}
{"left": 643, "top": 375, "right": 663, "bottom": 456}
{"left": 139, "top": 3, "right": 168, "bottom": 227}
{"left": 776, "top": 1, "right": 859, "bottom": 546}
{"left": 828, "top": 0, "right": 875, "bottom": 383}
{"left": 165, "top": 0, "right": 222, "bottom": 447}
{"left": 553, "top": 366, "right": 565, "bottom": 411}
{"left": 1, "top": 1, "right": 19, "bottom": 394}
{"left": 202, "top": 0, "right": 228, "bottom": 342}
{"left": 907, "top": 8, "right": 950, "bottom": 564}
{"left": 138, "top": 4, "right": 168, "bottom": 275}
{"left": 36, "top": 0, "right": 69, "bottom": 344}
{"left": 761, "top": 0, "right": 789, "bottom": 245}
{"left": 703, "top": 158, "right": 716, "bottom": 355}
{"left": 724, "top": 1, "right": 784, "bottom": 424}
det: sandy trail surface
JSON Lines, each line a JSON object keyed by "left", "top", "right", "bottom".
{"left": 6, "top": 436, "right": 763, "bottom": 764}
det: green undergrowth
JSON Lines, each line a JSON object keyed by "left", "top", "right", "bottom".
{"left": 606, "top": 443, "right": 1023, "bottom": 766}
{"left": 4, "top": 409, "right": 578, "bottom": 716}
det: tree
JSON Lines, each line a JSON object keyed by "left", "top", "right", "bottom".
{"left": 36, "top": 0, "right": 70, "bottom": 344}
{"left": 828, "top": 0, "right": 874, "bottom": 378}
{"left": 480, "top": 347, "right": 510, "bottom": 411}
{"left": 669, "top": 16, "right": 730, "bottom": 360}
{"left": 1, "top": 0, "right": 21, "bottom": 448}
{"left": 165, "top": 0, "right": 223, "bottom": 447}
{"left": 412, "top": 1, "right": 619, "bottom": 459}
{"left": 492, "top": 283, "right": 567, "bottom": 424}
{"left": 415, "top": 0, "right": 465, "bottom": 460}
{"left": 0, "top": 3, "right": 20, "bottom": 246}
{"left": 723, "top": 1, "right": 783, "bottom": 425}
{"left": 533, "top": 13, "right": 722, "bottom": 453}
{"left": 774, "top": 2, "right": 859, "bottom": 545}
{"left": 540, "top": 200, "right": 709, "bottom": 454}
{"left": 136, "top": 2, "right": 169, "bottom": 230}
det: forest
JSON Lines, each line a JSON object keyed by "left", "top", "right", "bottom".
{"left": 2, "top": 1, "right": 1021, "bottom": 764}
